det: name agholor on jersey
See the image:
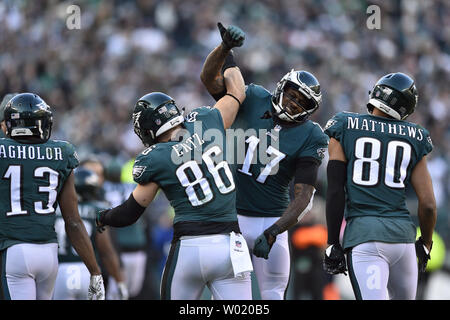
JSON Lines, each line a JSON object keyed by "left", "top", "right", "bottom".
{"left": 0, "top": 143, "right": 64, "bottom": 160}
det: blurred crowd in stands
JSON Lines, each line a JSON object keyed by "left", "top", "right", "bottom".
{"left": 0, "top": 0, "right": 449, "bottom": 299}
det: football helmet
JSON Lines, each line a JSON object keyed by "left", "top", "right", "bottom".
{"left": 367, "top": 72, "right": 418, "bottom": 120}
{"left": 3, "top": 93, "right": 53, "bottom": 143}
{"left": 132, "top": 92, "right": 184, "bottom": 147}
{"left": 74, "top": 168, "right": 102, "bottom": 202}
{"left": 272, "top": 69, "right": 322, "bottom": 122}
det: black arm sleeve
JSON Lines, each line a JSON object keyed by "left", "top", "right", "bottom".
{"left": 100, "top": 193, "right": 146, "bottom": 227}
{"left": 326, "top": 160, "right": 347, "bottom": 245}
{"left": 294, "top": 157, "right": 321, "bottom": 187}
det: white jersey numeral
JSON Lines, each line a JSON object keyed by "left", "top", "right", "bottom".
{"left": 176, "top": 145, "right": 235, "bottom": 207}
{"left": 352, "top": 137, "right": 412, "bottom": 188}
{"left": 238, "top": 135, "right": 286, "bottom": 184}
{"left": 3, "top": 165, "right": 60, "bottom": 216}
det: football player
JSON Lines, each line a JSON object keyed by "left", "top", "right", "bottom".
{"left": 200, "top": 23, "right": 329, "bottom": 299}
{"left": 88, "top": 157, "right": 148, "bottom": 300}
{"left": 96, "top": 24, "right": 254, "bottom": 300}
{"left": 0, "top": 93, "right": 104, "bottom": 300}
{"left": 323, "top": 73, "right": 437, "bottom": 299}
{"left": 53, "top": 168, "right": 128, "bottom": 300}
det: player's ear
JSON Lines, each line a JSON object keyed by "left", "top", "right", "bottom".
{"left": 1, "top": 121, "right": 6, "bottom": 134}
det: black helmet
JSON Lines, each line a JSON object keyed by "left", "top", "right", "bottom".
{"left": 367, "top": 72, "right": 418, "bottom": 120}
{"left": 74, "top": 168, "right": 102, "bottom": 202}
{"left": 3, "top": 93, "right": 53, "bottom": 143}
{"left": 272, "top": 69, "right": 322, "bottom": 122}
{"left": 132, "top": 92, "right": 184, "bottom": 147}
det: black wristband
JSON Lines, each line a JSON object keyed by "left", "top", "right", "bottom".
{"left": 264, "top": 224, "right": 282, "bottom": 239}
{"left": 101, "top": 193, "right": 146, "bottom": 227}
{"left": 221, "top": 51, "right": 237, "bottom": 74}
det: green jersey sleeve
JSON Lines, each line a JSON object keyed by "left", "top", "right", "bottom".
{"left": 55, "top": 140, "right": 79, "bottom": 180}
{"left": 324, "top": 112, "right": 348, "bottom": 142}
{"left": 418, "top": 126, "right": 433, "bottom": 158}
{"left": 297, "top": 122, "right": 329, "bottom": 163}
{"left": 65, "top": 141, "right": 80, "bottom": 170}
{"left": 186, "top": 106, "right": 225, "bottom": 132}
{"left": 132, "top": 145, "right": 158, "bottom": 184}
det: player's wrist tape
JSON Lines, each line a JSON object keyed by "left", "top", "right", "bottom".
{"left": 226, "top": 93, "right": 242, "bottom": 107}
{"left": 221, "top": 51, "right": 237, "bottom": 74}
{"left": 100, "top": 193, "right": 146, "bottom": 227}
{"left": 418, "top": 236, "right": 433, "bottom": 255}
{"left": 264, "top": 224, "right": 282, "bottom": 239}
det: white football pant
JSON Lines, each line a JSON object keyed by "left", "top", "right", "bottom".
{"left": 1, "top": 243, "right": 58, "bottom": 300}
{"left": 347, "top": 241, "right": 418, "bottom": 300}
{"left": 238, "top": 215, "right": 290, "bottom": 300}
{"left": 161, "top": 234, "right": 252, "bottom": 300}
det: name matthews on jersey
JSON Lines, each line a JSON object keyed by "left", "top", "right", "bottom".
{"left": 341, "top": 116, "right": 426, "bottom": 141}
{"left": 0, "top": 143, "right": 64, "bottom": 160}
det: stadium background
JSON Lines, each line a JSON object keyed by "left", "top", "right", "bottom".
{"left": 0, "top": 0, "right": 448, "bottom": 299}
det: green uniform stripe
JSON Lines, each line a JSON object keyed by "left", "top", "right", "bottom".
{"left": 346, "top": 250, "right": 362, "bottom": 300}
{"left": 160, "top": 240, "right": 180, "bottom": 300}
{"left": 0, "top": 250, "right": 11, "bottom": 300}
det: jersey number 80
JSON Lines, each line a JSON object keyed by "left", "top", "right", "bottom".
{"left": 352, "top": 137, "right": 412, "bottom": 188}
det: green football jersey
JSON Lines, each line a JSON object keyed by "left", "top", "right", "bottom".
{"left": 324, "top": 111, "right": 433, "bottom": 248}
{"left": 132, "top": 107, "right": 237, "bottom": 226}
{"left": 55, "top": 200, "right": 106, "bottom": 263}
{"left": 229, "top": 84, "right": 329, "bottom": 217}
{"left": 0, "top": 138, "right": 79, "bottom": 250}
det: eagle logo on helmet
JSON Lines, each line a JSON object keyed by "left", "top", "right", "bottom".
{"left": 133, "top": 111, "right": 142, "bottom": 129}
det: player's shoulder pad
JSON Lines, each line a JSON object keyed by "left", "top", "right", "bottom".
{"left": 308, "top": 121, "right": 329, "bottom": 158}
{"left": 414, "top": 123, "right": 433, "bottom": 154}
{"left": 185, "top": 106, "right": 218, "bottom": 122}
{"left": 310, "top": 121, "right": 329, "bottom": 141}
{"left": 51, "top": 139, "right": 75, "bottom": 149}
{"left": 51, "top": 139, "right": 80, "bottom": 168}
{"left": 132, "top": 145, "right": 161, "bottom": 182}
{"left": 323, "top": 111, "right": 351, "bottom": 141}
{"left": 185, "top": 106, "right": 224, "bottom": 131}
{"left": 246, "top": 83, "right": 271, "bottom": 99}
{"left": 135, "top": 144, "right": 159, "bottom": 161}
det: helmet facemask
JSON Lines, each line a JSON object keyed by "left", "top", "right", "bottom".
{"left": 272, "top": 70, "right": 322, "bottom": 123}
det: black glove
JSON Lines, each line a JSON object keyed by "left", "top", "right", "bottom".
{"left": 95, "top": 209, "right": 109, "bottom": 233}
{"left": 323, "top": 244, "right": 347, "bottom": 275}
{"left": 217, "top": 22, "right": 245, "bottom": 50}
{"left": 415, "top": 237, "right": 432, "bottom": 273}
